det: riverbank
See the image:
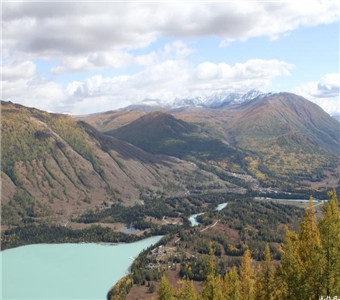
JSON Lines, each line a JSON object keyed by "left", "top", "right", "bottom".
{"left": 0, "top": 224, "right": 149, "bottom": 251}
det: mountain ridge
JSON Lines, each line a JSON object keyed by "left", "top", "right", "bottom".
{"left": 123, "top": 89, "right": 266, "bottom": 111}
{"left": 1, "top": 101, "right": 227, "bottom": 227}
{"left": 2, "top": 92, "right": 339, "bottom": 229}
{"left": 97, "top": 92, "right": 339, "bottom": 189}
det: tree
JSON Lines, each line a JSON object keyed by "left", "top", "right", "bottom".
{"left": 199, "top": 255, "right": 223, "bottom": 300}
{"left": 177, "top": 278, "right": 197, "bottom": 300}
{"left": 297, "top": 196, "right": 324, "bottom": 298}
{"left": 239, "top": 249, "right": 254, "bottom": 300}
{"left": 318, "top": 190, "right": 340, "bottom": 297}
{"left": 276, "top": 227, "right": 303, "bottom": 300}
{"left": 223, "top": 266, "right": 240, "bottom": 300}
{"left": 277, "top": 193, "right": 339, "bottom": 300}
{"left": 148, "top": 282, "right": 156, "bottom": 293}
{"left": 254, "top": 244, "right": 275, "bottom": 300}
{"left": 158, "top": 274, "right": 175, "bottom": 300}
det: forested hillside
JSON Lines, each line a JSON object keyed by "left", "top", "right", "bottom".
{"left": 108, "top": 191, "right": 340, "bottom": 300}
{"left": 1, "top": 101, "right": 226, "bottom": 228}
{"left": 88, "top": 93, "right": 340, "bottom": 191}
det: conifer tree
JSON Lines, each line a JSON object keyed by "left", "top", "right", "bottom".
{"left": 223, "top": 266, "right": 240, "bottom": 300}
{"left": 298, "top": 196, "right": 324, "bottom": 298}
{"left": 277, "top": 227, "right": 303, "bottom": 299}
{"left": 177, "top": 278, "right": 197, "bottom": 300}
{"left": 318, "top": 190, "right": 340, "bottom": 297}
{"left": 199, "top": 273, "right": 223, "bottom": 300}
{"left": 239, "top": 249, "right": 254, "bottom": 300}
{"left": 199, "top": 254, "right": 223, "bottom": 300}
{"left": 158, "top": 274, "right": 175, "bottom": 300}
{"left": 254, "top": 244, "right": 275, "bottom": 300}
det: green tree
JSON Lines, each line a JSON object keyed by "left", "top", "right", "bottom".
{"left": 319, "top": 190, "right": 340, "bottom": 297}
{"left": 148, "top": 282, "right": 156, "bottom": 293}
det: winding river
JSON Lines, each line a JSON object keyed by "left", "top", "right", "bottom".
{"left": 189, "top": 202, "right": 228, "bottom": 226}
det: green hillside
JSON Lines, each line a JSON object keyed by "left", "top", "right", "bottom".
{"left": 107, "top": 111, "right": 238, "bottom": 162}
{"left": 222, "top": 93, "right": 340, "bottom": 187}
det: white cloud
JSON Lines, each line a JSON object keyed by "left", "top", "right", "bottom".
{"left": 294, "top": 73, "right": 340, "bottom": 114}
{"left": 51, "top": 51, "right": 134, "bottom": 74}
{"left": 192, "top": 59, "right": 294, "bottom": 91}
{"left": 2, "top": 60, "right": 36, "bottom": 81}
{"left": 1, "top": 2, "right": 339, "bottom": 115}
{"left": 314, "top": 73, "right": 340, "bottom": 98}
{"left": 3, "top": 1, "right": 339, "bottom": 70}
{"left": 1, "top": 59, "right": 66, "bottom": 112}
{"left": 51, "top": 40, "right": 194, "bottom": 74}
{"left": 3, "top": 77, "right": 65, "bottom": 112}
{"left": 60, "top": 59, "right": 294, "bottom": 114}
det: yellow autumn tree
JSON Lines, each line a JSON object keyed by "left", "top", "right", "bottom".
{"left": 298, "top": 196, "right": 325, "bottom": 298}
{"left": 199, "top": 255, "right": 223, "bottom": 300}
{"left": 277, "top": 227, "right": 303, "bottom": 299}
{"left": 239, "top": 249, "right": 254, "bottom": 300}
{"left": 177, "top": 278, "right": 197, "bottom": 300}
{"left": 254, "top": 244, "right": 275, "bottom": 300}
{"left": 223, "top": 266, "right": 240, "bottom": 300}
{"left": 318, "top": 190, "right": 340, "bottom": 297}
{"left": 158, "top": 274, "right": 175, "bottom": 300}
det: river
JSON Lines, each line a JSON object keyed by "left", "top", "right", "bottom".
{"left": 1, "top": 235, "right": 163, "bottom": 300}
{"left": 189, "top": 202, "right": 228, "bottom": 226}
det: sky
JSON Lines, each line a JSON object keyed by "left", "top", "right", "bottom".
{"left": 1, "top": 1, "right": 340, "bottom": 115}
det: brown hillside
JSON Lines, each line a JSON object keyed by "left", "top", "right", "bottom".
{"left": 1, "top": 101, "right": 225, "bottom": 227}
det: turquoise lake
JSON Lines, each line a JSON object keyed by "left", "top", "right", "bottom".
{"left": 1, "top": 235, "right": 163, "bottom": 300}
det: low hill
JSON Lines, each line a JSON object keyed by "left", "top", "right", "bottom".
{"left": 106, "top": 111, "right": 237, "bottom": 162}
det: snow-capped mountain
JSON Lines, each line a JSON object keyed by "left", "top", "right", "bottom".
{"left": 201, "top": 89, "right": 265, "bottom": 108}
{"left": 125, "top": 90, "right": 267, "bottom": 111}
{"left": 147, "top": 90, "right": 265, "bottom": 109}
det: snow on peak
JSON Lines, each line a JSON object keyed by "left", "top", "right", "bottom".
{"left": 172, "top": 89, "right": 264, "bottom": 108}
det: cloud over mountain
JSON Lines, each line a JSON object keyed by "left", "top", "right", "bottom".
{"left": 63, "top": 58, "right": 294, "bottom": 114}
{"left": 4, "top": 2, "right": 338, "bottom": 55}
{"left": 294, "top": 74, "right": 340, "bottom": 114}
{"left": 2, "top": 1, "right": 339, "bottom": 115}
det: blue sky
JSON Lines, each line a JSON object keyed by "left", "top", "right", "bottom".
{"left": 2, "top": 1, "right": 339, "bottom": 115}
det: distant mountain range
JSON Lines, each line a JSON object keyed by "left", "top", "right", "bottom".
{"left": 173, "top": 89, "right": 265, "bottom": 108}
{"left": 83, "top": 92, "right": 340, "bottom": 190}
{"left": 124, "top": 89, "right": 265, "bottom": 111}
{"left": 125, "top": 90, "right": 339, "bottom": 121}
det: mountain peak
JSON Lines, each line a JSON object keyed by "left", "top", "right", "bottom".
{"left": 124, "top": 90, "right": 266, "bottom": 111}
{"left": 172, "top": 89, "right": 265, "bottom": 109}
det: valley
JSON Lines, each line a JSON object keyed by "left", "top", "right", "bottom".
{"left": 2, "top": 92, "right": 339, "bottom": 244}
{"left": 1, "top": 92, "right": 339, "bottom": 298}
